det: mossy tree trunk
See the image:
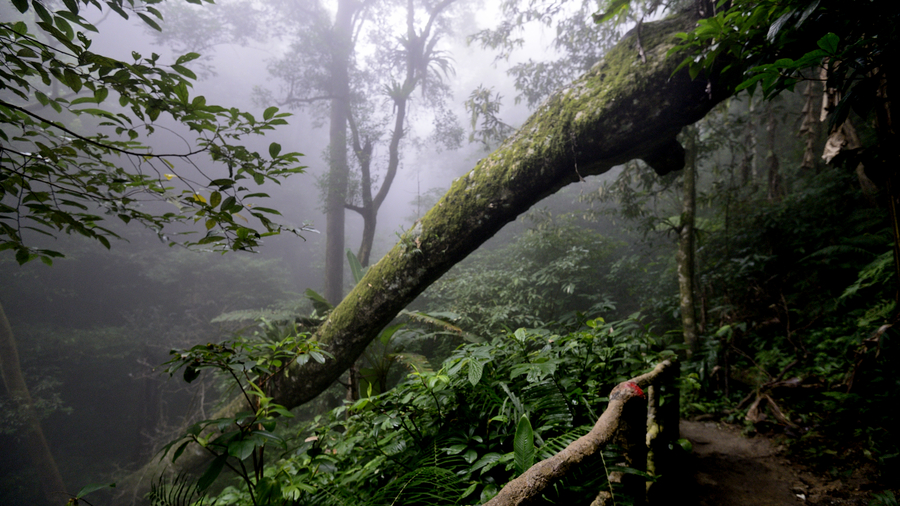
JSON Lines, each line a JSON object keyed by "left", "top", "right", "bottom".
{"left": 119, "top": 11, "right": 734, "bottom": 503}
{"left": 323, "top": 0, "right": 357, "bottom": 305}
{"left": 678, "top": 126, "right": 698, "bottom": 357}
{"left": 0, "top": 302, "right": 66, "bottom": 505}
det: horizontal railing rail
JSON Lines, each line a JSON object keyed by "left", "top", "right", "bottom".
{"left": 485, "top": 359, "right": 681, "bottom": 506}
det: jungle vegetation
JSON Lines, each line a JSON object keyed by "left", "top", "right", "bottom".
{"left": 1, "top": 0, "right": 898, "bottom": 505}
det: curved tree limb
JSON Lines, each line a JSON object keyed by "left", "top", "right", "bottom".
{"left": 120, "top": 10, "right": 731, "bottom": 503}
{"left": 271, "top": 9, "right": 728, "bottom": 407}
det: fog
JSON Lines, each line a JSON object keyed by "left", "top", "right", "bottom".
{"left": 0, "top": 1, "right": 645, "bottom": 503}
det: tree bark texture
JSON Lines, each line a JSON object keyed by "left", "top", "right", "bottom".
{"left": 0, "top": 301, "right": 67, "bottom": 505}
{"left": 323, "top": 0, "right": 356, "bottom": 305}
{"left": 119, "top": 11, "right": 732, "bottom": 502}
{"left": 678, "top": 127, "right": 698, "bottom": 356}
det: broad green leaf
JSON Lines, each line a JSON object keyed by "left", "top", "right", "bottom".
{"left": 513, "top": 414, "right": 535, "bottom": 474}
{"left": 468, "top": 359, "right": 483, "bottom": 386}
{"left": 176, "top": 52, "right": 202, "bottom": 65}
{"left": 263, "top": 106, "right": 278, "bottom": 120}
{"left": 197, "top": 454, "right": 227, "bottom": 491}
{"left": 227, "top": 437, "right": 257, "bottom": 460}
{"left": 268, "top": 142, "right": 281, "bottom": 158}
{"left": 172, "top": 64, "right": 197, "bottom": 80}
{"left": 346, "top": 249, "right": 365, "bottom": 284}
{"left": 76, "top": 482, "right": 115, "bottom": 498}
{"left": 817, "top": 32, "right": 840, "bottom": 55}
{"left": 137, "top": 13, "right": 162, "bottom": 31}
{"left": 171, "top": 440, "right": 191, "bottom": 463}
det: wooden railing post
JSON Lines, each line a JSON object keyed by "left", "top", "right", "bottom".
{"left": 646, "top": 360, "right": 680, "bottom": 501}
{"left": 486, "top": 360, "right": 678, "bottom": 506}
{"left": 618, "top": 383, "right": 649, "bottom": 506}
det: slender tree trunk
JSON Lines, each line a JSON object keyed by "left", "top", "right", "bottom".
{"left": 741, "top": 96, "right": 758, "bottom": 187}
{"left": 349, "top": 0, "right": 456, "bottom": 267}
{"left": 677, "top": 127, "right": 698, "bottom": 357}
{"left": 766, "top": 102, "right": 783, "bottom": 201}
{"left": 323, "top": 0, "right": 356, "bottom": 305}
{"left": 0, "top": 301, "right": 66, "bottom": 505}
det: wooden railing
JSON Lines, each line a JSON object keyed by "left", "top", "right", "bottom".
{"left": 485, "top": 359, "right": 681, "bottom": 506}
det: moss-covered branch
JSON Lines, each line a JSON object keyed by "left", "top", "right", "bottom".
{"left": 270, "top": 9, "right": 727, "bottom": 407}
{"left": 120, "top": 11, "right": 730, "bottom": 503}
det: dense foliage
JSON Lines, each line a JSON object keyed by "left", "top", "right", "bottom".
{"left": 165, "top": 316, "right": 676, "bottom": 506}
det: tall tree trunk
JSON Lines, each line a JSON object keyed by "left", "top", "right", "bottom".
{"left": 118, "top": 12, "right": 732, "bottom": 502}
{"left": 678, "top": 127, "right": 698, "bottom": 357}
{"left": 740, "top": 96, "right": 758, "bottom": 188}
{"left": 766, "top": 101, "right": 783, "bottom": 201}
{"left": 0, "top": 301, "right": 66, "bottom": 505}
{"left": 323, "top": 0, "right": 356, "bottom": 305}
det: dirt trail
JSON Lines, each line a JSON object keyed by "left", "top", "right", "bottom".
{"left": 680, "top": 420, "right": 803, "bottom": 505}
{"left": 678, "top": 421, "right": 872, "bottom": 506}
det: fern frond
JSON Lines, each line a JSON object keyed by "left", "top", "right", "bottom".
{"left": 147, "top": 473, "right": 204, "bottom": 506}
{"left": 211, "top": 299, "right": 308, "bottom": 324}
{"left": 369, "top": 466, "right": 464, "bottom": 505}
{"left": 522, "top": 380, "right": 574, "bottom": 431}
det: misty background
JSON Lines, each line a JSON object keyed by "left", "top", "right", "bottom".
{"left": 1, "top": 0, "right": 644, "bottom": 501}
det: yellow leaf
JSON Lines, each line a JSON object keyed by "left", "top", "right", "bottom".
{"left": 193, "top": 193, "right": 207, "bottom": 203}
{"left": 164, "top": 173, "right": 177, "bottom": 180}
{"left": 234, "top": 213, "right": 248, "bottom": 223}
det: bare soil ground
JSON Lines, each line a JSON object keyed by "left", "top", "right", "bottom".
{"left": 678, "top": 420, "right": 876, "bottom": 506}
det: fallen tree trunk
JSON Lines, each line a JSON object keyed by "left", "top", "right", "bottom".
{"left": 119, "top": 10, "right": 731, "bottom": 503}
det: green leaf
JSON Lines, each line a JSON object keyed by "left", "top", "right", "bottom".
{"left": 817, "top": 32, "right": 840, "bottom": 55}
{"left": 766, "top": 9, "right": 794, "bottom": 42}
{"left": 171, "top": 440, "right": 191, "bottom": 463}
{"left": 62, "top": 0, "right": 79, "bottom": 15}
{"left": 263, "top": 106, "right": 278, "bottom": 120}
{"left": 32, "top": 2, "right": 53, "bottom": 26}
{"left": 592, "top": 0, "right": 630, "bottom": 24}
{"left": 468, "top": 359, "right": 483, "bottom": 386}
{"left": 197, "top": 454, "right": 227, "bottom": 491}
{"left": 346, "top": 249, "right": 365, "bottom": 284}
{"left": 513, "top": 414, "right": 535, "bottom": 474}
{"left": 11, "top": 0, "right": 27, "bottom": 13}
{"left": 184, "top": 365, "right": 200, "bottom": 383}
{"left": 209, "top": 191, "right": 222, "bottom": 208}
{"left": 227, "top": 437, "right": 257, "bottom": 460}
{"left": 220, "top": 196, "right": 236, "bottom": 212}
{"left": 174, "top": 82, "right": 189, "bottom": 104}
{"left": 176, "top": 52, "right": 202, "bottom": 65}
{"left": 94, "top": 87, "right": 109, "bottom": 103}
{"left": 76, "top": 482, "right": 115, "bottom": 498}
{"left": 137, "top": 13, "right": 162, "bottom": 31}
{"left": 268, "top": 142, "right": 281, "bottom": 158}
{"left": 171, "top": 64, "right": 197, "bottom": 80}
